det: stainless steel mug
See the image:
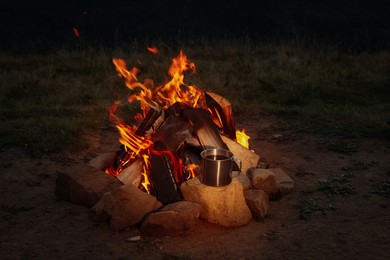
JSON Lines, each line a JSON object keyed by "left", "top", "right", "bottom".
{"left": 200, "top": 148, "right": 242, "bottom": 187}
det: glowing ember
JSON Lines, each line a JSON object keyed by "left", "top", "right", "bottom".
{"left": 73, "top": 27, "right": 80, "bottom": 37}
{"left": 147, "top": 46, "right": 159, "bottom": 54}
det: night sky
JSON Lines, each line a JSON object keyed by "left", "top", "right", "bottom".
{"left": 1, "top": 0, "right": 389, "bottom": 51}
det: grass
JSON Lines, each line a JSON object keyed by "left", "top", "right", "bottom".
{"left": 296, "top": 196, "right": 335, "bottom": 220}
{"left": 296, "top": 173, "right": 355, "bottom": 219}
{"left": 317, "top": 174, "right": 356, "bottom": 197}
{"left": 371, "top": 180, "right": 390, "bottom": 197}
{"left": 1, "top": 39, "right": 389, "bottom": 155}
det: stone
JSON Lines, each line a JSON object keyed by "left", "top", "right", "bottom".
{"left": 89, "top": 183, "right": 162, "bottom": 231}
{"left": 180, "top": 177, "right": 252, "bottom": 227}
{"left": 88, "top": 151, "right": 118, "bottom": 171}
{"left": 269, "top": 168, "right": 295, "bottom": 194}
{"left": 55, "top": 163, "right": 122, "bottom": 207}
{"left": 246, "top": 167, "right": 278, "bottom": 197}
{"left": 235, "top": 171, "right": 252, "bottom": 190}
{"left": 244, "top": 189, "right": 269, "bottom": 220}
{"left": 140, "top": 201, "right": 202, "bottom": 237}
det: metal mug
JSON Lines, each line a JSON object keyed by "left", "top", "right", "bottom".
{"left": 200, "top": 148, "right": 242, "bottom": 187}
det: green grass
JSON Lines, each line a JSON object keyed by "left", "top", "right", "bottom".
{"left": 371, "top": 180, "right": 390, "bottom": 197}
{"left": 317, "top": 174, "right": 356, "bottom": 197}
{"left": 296, "top": 196, "right": 335, "bottom": 220}
{"left": 1, "top": 40, "right": 389, "bottom": 155}
{"left": 295, "top": 173, "right": 355, "bottom": 220}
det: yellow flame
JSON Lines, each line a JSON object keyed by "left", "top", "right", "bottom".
{"left": 140, "top": 154, "right": 151, "bottom": 193}
{"left": 184, "top": 164, "right": 199, "bottom": 179}
{"left": 236, "top": 129, "right": 250, "bottom": 149}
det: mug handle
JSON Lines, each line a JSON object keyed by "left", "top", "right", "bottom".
{"left": 231, "top": 157, "right": 242, "bottom": 178}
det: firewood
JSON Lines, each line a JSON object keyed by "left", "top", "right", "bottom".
{"left": 151, "top": 115, "right": 193, "bottom": 151}
{"left": 116, "top": 159, "right": 143, "bottom": 187}
{"left": 181, "top": 108, "right": 229, "bottom": 150}
{"left": 221, "top": 135, "right": 260, "bottom": 175}
{"left": 205, "top": 91, "right": 236, "bottom": 139}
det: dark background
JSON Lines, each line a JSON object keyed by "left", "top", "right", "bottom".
{"left": 1, "top": 0, "right": 389, "bottom": 52}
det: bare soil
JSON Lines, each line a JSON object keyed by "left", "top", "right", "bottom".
{"left": 1, "top": 112, "right": 389, "bottom": 259}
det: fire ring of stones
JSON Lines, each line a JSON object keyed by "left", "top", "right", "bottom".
{"left": 55, "top": 128, "right": 294, "bottom": 237}
{"left": 55, "top": 51, "right": 294, "bottom": 237}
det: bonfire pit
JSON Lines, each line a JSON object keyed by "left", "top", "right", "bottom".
{"left": 55, "top": 49, "right": 294, "bottom": 236}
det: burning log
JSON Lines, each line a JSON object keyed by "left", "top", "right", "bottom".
{"left": 151, "top": 104, "right": 193, "bottom": 152}
{"left": 115, "top": 158, "right": 143, "bottom": 187}
{"left": 135, "top": 106, "right": 163, "bottom": 136}
{"left": 181, "top": 108, "right": 229, "bottom": 151}
{"left": 148, "top": 142, "right": 183, "bottom": 205}
{"left": 205, "top": 92, "right": 236, "bottom": 140}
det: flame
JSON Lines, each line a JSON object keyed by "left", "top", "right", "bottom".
{"left": 140, "top": 154, "right": 151, "bottom": 193}
{"left": 109, "top": 51, "right": 207, "bottom": 192}
{"left": 184, "top": 164, "right": 199, "bottom": 179}
{"left": 109, "top": 51, "right": 255, "bottom": 193}
{"left": 112, "top": 50, "right": 204, "bottom": 118}
{"left": 207, "top": 107, "right": 224, "bottom": 129}
{"left": 106, "top": 101, "right": 153, "bottom": 178}
{"left": 147, "top": 46, "right": 159, "bottom": 54}
{"left": 73, "top": 27, "right": 80, "bottom": 37}
{"left": 236, "top": 129, "right": 250, "bottom": 149}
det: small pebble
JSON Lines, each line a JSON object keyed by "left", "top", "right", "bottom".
{"left": 126, "top": 235, "right": 142, "bottom": 242}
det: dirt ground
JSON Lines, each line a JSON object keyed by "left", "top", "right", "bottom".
{"left": 1, "top": 112, "right": 389, "bottom": 260}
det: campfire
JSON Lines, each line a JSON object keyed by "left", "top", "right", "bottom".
{"left": 106, "top": 49, "right": 253, "bottom": 204}
{"left": 55, "top": 48, "right": 294, "bottom": 236}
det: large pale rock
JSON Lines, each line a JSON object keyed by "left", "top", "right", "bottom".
{"left": 140, "top": 201, "right": 202, "bottom": 237}
{"left": 88, "top": 151, "right": 117, "bottom": 171}
{"left": 55, "top": 164, "right": 122, "bottom": 207}
{"left": 244, "top": 189, "right": 269, "bottom": 220}
{"left": 180, "top": 177, "right": 252, "bottom": 227}
{"left": 247, "top": 167, "right": 278, "bottom": 197}
{"left": 269, "top": 168, "right": 295, "bottom": 194}
{"left": 90, "top": 183, "right": 162, "bottom": 231}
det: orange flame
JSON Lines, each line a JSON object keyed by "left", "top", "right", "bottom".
{"left": 183, "top": 164, "right": 199, "bottom": 179}
{"left": 236, "top": 129, "right": 250, "bottom": 149}
{"left": 112, "top": 50, "right": 204, "bottom": 118}
{"left": 140, "top": 154, "right": 151, "bottom": 193}
{"left": 109, "top": 51, "right": 208, "bottom": 192}
{"left": 106, "top": 101, "right": 153, "bottom": 177}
